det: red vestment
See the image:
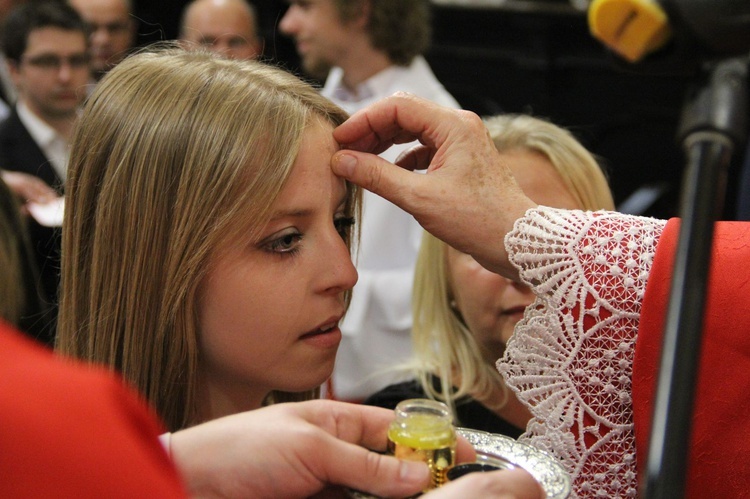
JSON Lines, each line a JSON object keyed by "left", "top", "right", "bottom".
{"left": 635, "top": 219, "right": 750, "bottom": 496}
{"left": 0, "top": 320, "right": 187, "bottom": 497}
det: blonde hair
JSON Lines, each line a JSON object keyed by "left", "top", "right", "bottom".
{"left": 411, "top": 114, "right": 615, "bottom": 422}
{"left": 56, "top": 46, "right": 358, "bottom": 431}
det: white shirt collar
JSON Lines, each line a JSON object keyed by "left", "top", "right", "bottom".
{"left": 324, "top": 60, "right": 419, "bottom": 105}
{"left": 17, "top": 101, "right": 57, "bottom": 146}
{"left": 16, "top": 101, "right": 70, "bottom": 181}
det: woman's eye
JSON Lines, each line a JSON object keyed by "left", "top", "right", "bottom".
{"left": 335, "top": 216, "right": 356, "bottom": 240}
{"left": 264, "top": 231, "right": 302, "bottom": 254}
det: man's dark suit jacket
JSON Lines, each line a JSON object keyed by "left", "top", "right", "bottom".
{"left": 0, "top": 109, "right": 64, "bottom": 193}
{"left": 0, "top": 109, "right": 63, "bottom": 346}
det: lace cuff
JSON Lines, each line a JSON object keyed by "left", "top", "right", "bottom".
{"left": 497, "top": 207, "right": 666, "bottom": 498}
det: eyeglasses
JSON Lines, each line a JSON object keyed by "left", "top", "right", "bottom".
{"left": 22, "top": 53, "right": 91, "bottom": 71}
{"left": 198, "top": 36, "right": 253, "bottom": 49}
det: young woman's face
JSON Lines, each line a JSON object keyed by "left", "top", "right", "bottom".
{"left": 446, "top": 149, "right": 580, "bottom": 362}
{"left": 197, "top": 118, "right": 358, "bottom": 417}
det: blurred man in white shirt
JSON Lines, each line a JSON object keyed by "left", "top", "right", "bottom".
{"left": 281, "top": 0, "right": 460, "bottom": 402}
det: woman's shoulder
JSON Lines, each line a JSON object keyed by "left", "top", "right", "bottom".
{"left": 454, "top": 397, "right": 525, "bottom": 439}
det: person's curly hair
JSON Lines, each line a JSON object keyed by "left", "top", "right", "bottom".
{"left": 334, "top": 0, "right": 431, "bottom": 65}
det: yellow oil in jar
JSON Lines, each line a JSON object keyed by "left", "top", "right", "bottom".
{"left": 387, "top": 400, "right": 457, "bottom": 490}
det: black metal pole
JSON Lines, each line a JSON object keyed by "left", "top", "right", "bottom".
{"left": 643, "top": 56, "right": 747, "bottom": 498}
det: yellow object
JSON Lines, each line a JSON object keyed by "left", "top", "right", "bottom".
{"left": 588, "top": 0, "right": 672, "bottom": 62}
{"left": 387, "top": 399, "right": 457, "bottom": 489}
{"left": 387, "top": 413, "right": 456, "bottom": 449}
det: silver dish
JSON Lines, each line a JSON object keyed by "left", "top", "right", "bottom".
{"left": 456, "top": 428, "right": 571, "bottom": 499}
{"left": 347, "top": 428, "right": 571, "bottom": 498}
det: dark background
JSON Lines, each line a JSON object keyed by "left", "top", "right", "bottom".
{"left": 130, "top": 0, "right": 742, "bottom": 220}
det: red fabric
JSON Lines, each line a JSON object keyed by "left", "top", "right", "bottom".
{"left": 0, "top": 321, "right": 187, "bottom": 498}
{"left": 634, "top": 219, "right": 750, "bottom": 496}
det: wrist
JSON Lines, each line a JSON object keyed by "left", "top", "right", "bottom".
{"left": 158, "top": 432, "right": 172, "bottom": 458}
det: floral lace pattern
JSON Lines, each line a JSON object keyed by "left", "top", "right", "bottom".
{"left": 496, "top": 208, "right": 667, "bottom": 498}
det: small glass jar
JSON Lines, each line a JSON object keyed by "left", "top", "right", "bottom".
{"left": 387, "top": 399, "right": 457, "bottom": 490}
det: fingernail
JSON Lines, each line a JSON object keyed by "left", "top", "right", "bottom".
{"left": 334, "top": 153, "right": 357, "bottom": 177}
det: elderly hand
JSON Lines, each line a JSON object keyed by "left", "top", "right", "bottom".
{"left": 331, "top": 93, "right": 535, "bottom": 278}
{"left": 425, "top": 468, "right": 544, "bottom": 499}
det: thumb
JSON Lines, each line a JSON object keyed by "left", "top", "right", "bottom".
{"left": 318, "top": 441, "right": 431, "bottom": 497}
{"left": 331, "top": 150, "right": 422, "bottom": 212}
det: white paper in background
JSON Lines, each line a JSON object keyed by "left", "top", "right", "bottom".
{"left": 27, "top": 197, "right": 65, "bottom": 227}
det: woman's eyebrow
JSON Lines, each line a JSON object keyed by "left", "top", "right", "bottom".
{"left": 268, "top": 208, "right": 313, "bottom": 221}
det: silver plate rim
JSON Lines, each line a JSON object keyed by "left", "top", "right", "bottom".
{"left": 456, "top": 427, "right": 571, "bottom": 499}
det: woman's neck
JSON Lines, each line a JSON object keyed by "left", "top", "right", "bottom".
{"left": 479, "top": 384, "right": 533, "bottom": 431}
{"left": 194, "top": 375, "right": 268, "bottom": 424}
{"left": 448, "top": 368, "right": 533, "bottom": 431}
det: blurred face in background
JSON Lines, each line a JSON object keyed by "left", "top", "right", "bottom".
{"left": 446, "top": 149, "right": 580, "bottom": 363}
{"left": 180, "top": 0, "right": 262, "bottom": 60}
{"left": 279, "top": 0, "right": 357, "bottom": 79}
{"left": 10, "top": 27, "right": 89, "bottom": 120}
{"left": 69, "top": 0, "right": 136, "bottom": 78}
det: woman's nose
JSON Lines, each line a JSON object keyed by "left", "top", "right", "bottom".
{"left": 321, "top": 234, "right": 358, "bottom": 294}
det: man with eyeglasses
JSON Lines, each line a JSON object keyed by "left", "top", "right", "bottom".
{"left": 68, "top": 0, "right": 137, "bottom": 81}
{"left": 0, "top": 0, "right": 90, "bottom": 346}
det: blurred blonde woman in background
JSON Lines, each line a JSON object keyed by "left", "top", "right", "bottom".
{"left": 56, "top": 47, "right": 360, "bottom": 432}
{"left": 365, "top": 114, "right": 615, "bottom": 438}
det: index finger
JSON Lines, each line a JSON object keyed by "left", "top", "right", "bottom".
{"left": 333, "top": 92, "right": 456, "bottom": 155}
{"left": 299, "top": 400, "right": 477, "bottom": 462}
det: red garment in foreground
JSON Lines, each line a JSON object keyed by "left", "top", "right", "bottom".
{"left": 635, "top": 219, "right": 750, "bottom": 496}
{"left": 0, "top": 320, "right": 187, "bottom": 497}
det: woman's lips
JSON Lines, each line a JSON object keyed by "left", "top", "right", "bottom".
{"left": 300, "top": 324, "right": 342, "bottom": 349}
{"left": 301, "top": 321, "right": 336, "bottom": 337}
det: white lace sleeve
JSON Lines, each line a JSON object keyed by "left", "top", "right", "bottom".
{"left": 496, "top": 207, "right": 667, "bottom": 498}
